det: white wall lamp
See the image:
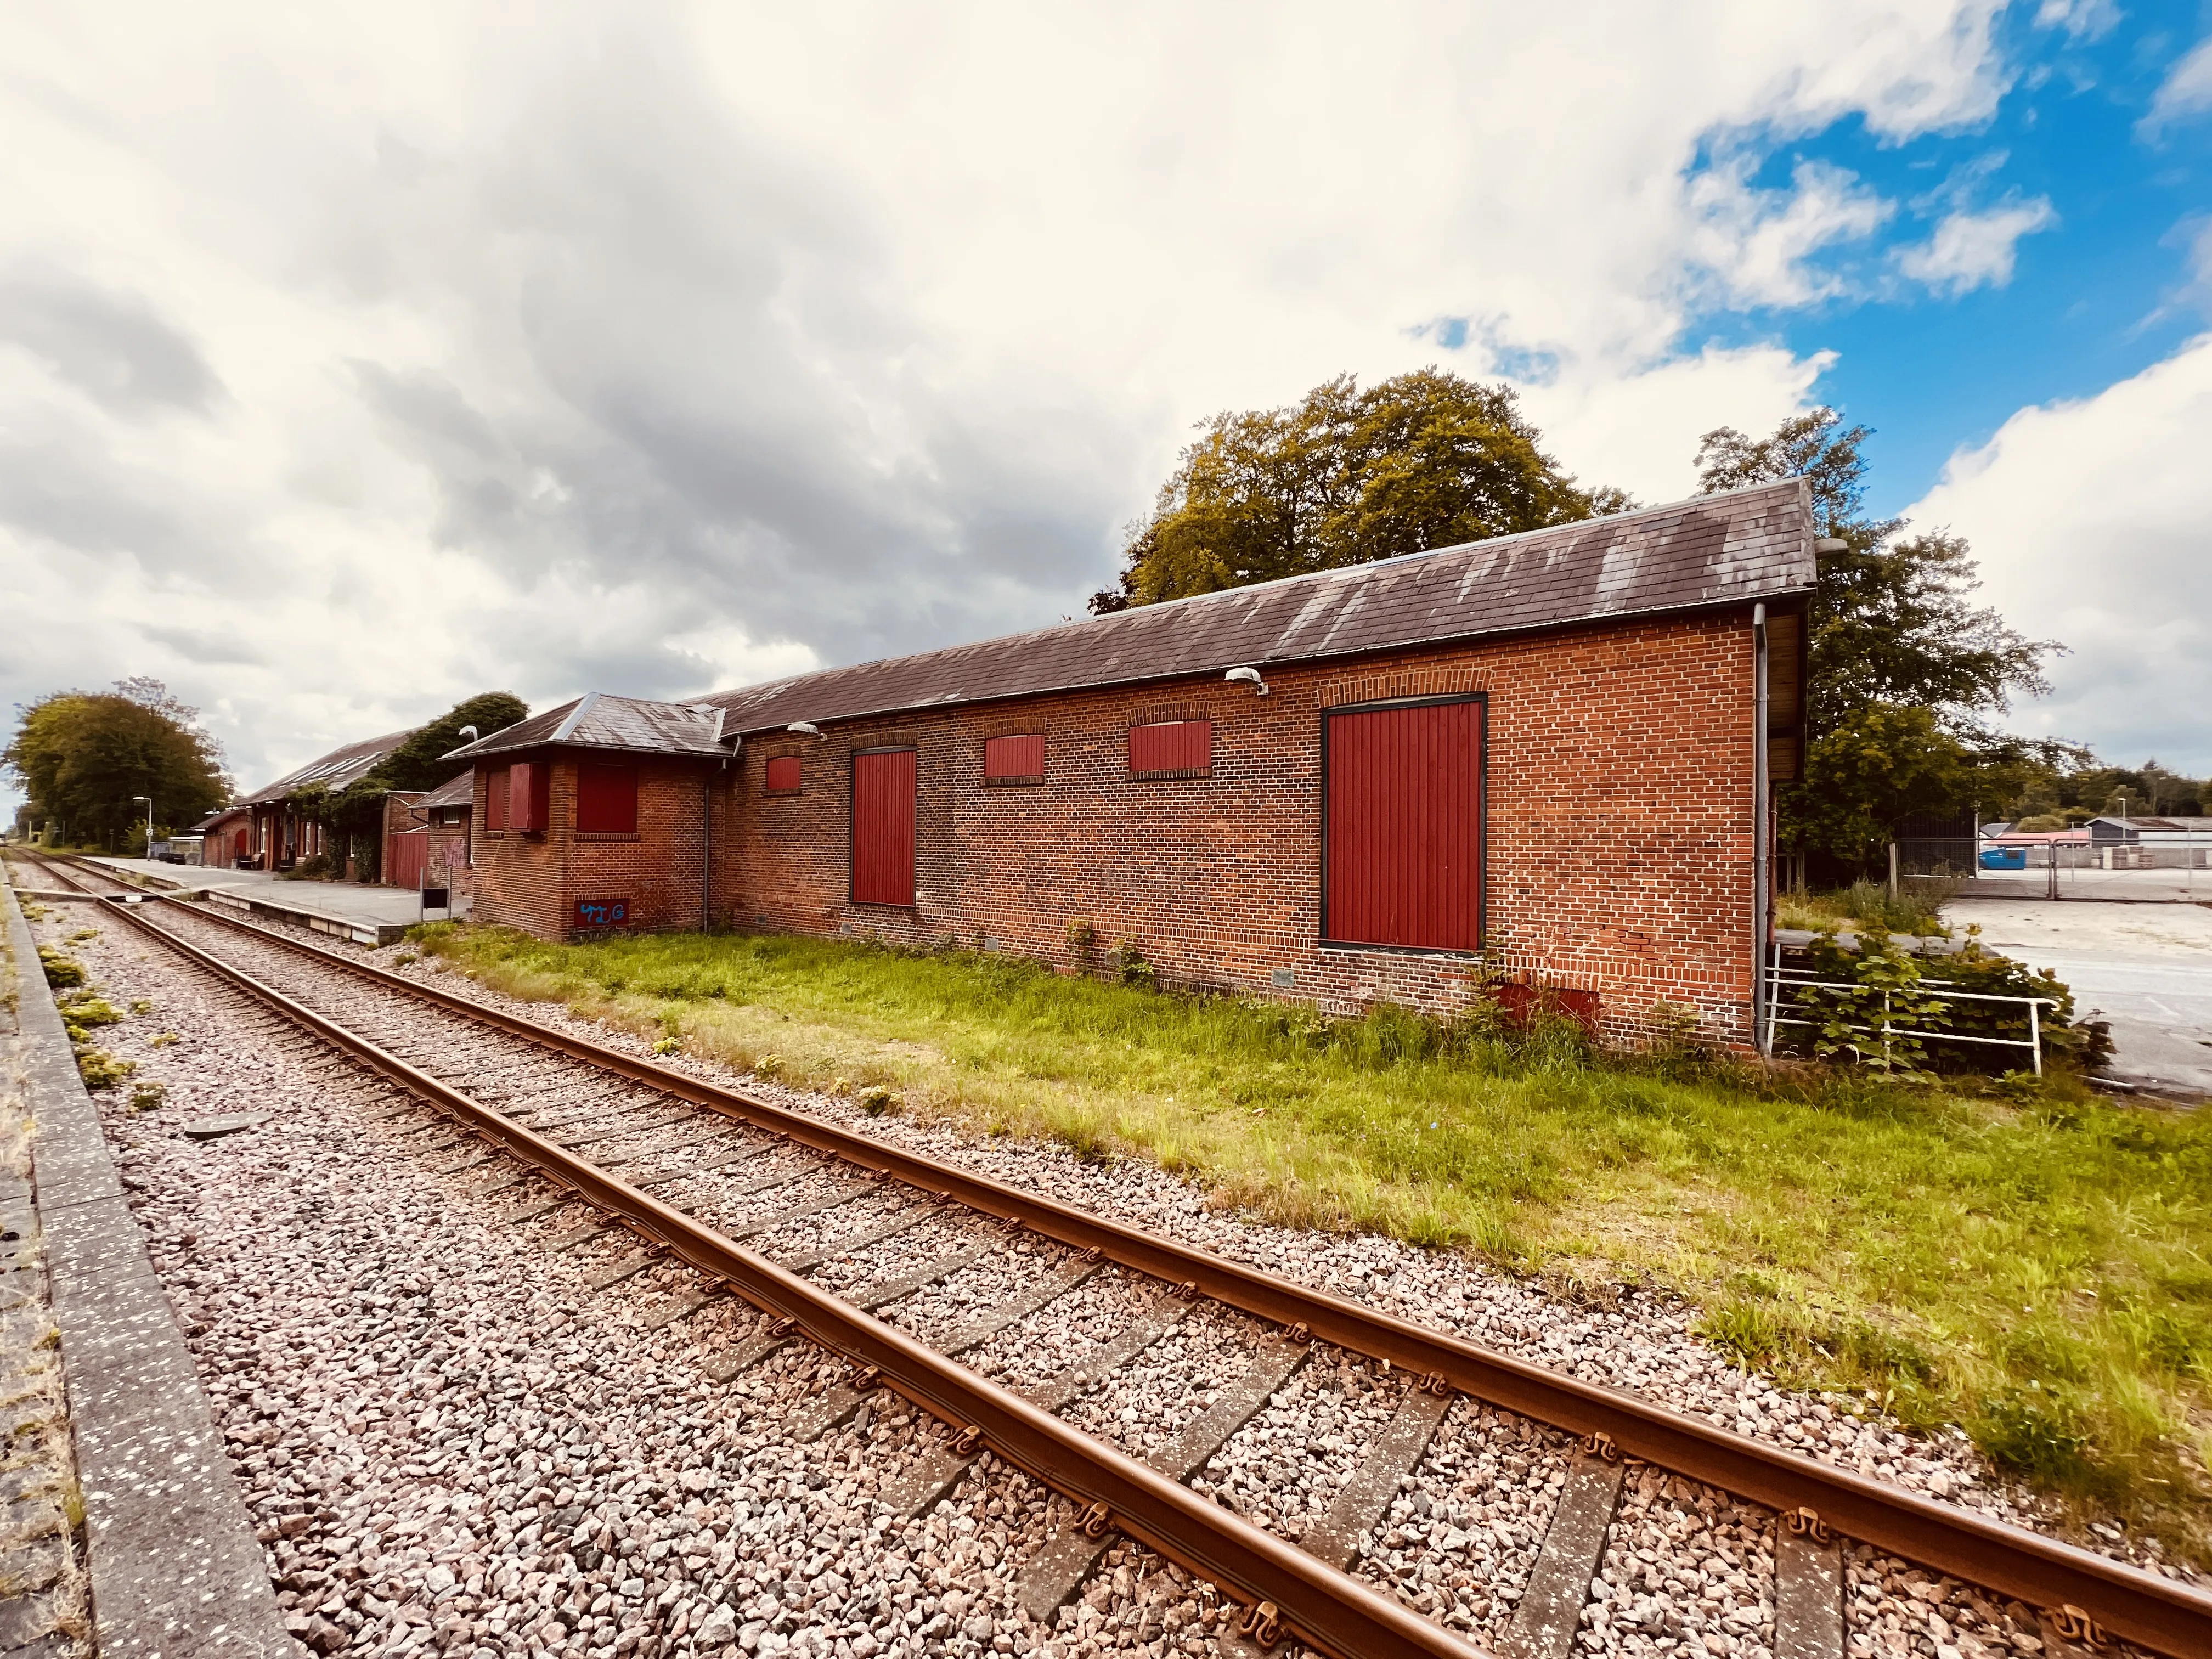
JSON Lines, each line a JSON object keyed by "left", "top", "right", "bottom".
{"left": 786, "top": 721, "right": 825, "bottom": 738}
{"left": 1224, "top": 666, "right": 1269, "bottom": 696}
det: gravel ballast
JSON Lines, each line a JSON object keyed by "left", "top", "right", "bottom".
{"left": 17, "top": 885, "right": 2194, "bottom": 1659}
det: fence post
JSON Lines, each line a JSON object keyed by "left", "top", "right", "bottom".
{"left": 2029, "top": 999, "right": 2042, "bottom": 1077}
{"left": 1888, "top": 841, "right": 1899, "bottom": 904}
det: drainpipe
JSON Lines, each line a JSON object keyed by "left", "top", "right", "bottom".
{"left": 701, "top": 770, "right": 713, "bottom": 934}
{"left": 1752, "top": 602, "right": 1771, "bottom": 1056}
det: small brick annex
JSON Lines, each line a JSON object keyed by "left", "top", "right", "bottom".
{"left": 451, "top": 480, "right": 1814, "bottom": 1047}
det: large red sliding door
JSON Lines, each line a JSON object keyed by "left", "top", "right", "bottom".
{"left": 851, "top": 748, "right": 917, "bottom": 907}
{"left": 1324, "top": 698, "right": 1485, "bottom": 951}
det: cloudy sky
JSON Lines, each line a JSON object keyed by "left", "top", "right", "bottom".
{"left": 3, "top": 1, "right": 2210, "bottom": 805}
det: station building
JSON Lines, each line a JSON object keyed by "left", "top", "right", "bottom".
{"left": 443, "top": 481, "right": 1814, "bottom": 1044}
{"left": 230, "top": 731, "right": 414, "bottom": 873}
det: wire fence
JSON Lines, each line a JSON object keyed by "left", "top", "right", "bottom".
{"left": 1894, "top": 834, "right": 2212, "bottom": 902}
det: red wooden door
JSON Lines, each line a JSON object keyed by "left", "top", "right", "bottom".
{"left": 1324, "top": 700, "right": 1484, "bottom": 951}
{"left": 851, "top": 749, "right": 917, "bottom": 906}
{"left": 387, "top": 829, "right": 429, "bottom": 890}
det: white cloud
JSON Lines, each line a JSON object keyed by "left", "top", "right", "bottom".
{"left": 2033, "top": 0, "right": 2119, "bottom": 43}
{"left": 2144, "top": 37, "right": 2212, "bottom": 131}
{"left": 0, "top": 2, "right": 2017, "bottom": 795}
{"left": 1897, "top": 196, "right": 2057, "bottom": 294}
{"left": 1910, "top": 335, "right": 2212, "bottom": 773}
{"left": 1685, "top": 157, "right": 1893, "bottom": 308}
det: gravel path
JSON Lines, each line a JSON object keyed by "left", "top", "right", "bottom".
{"left": 17, "top": 882, "right": 2196, "bottom": 1659}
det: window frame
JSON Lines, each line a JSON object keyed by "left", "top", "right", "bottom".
{"left": 1126, "top": 719, "right": 1213, "bottom": 781}
{"left": 981, "top": 732, "right": 1046, "bottom": 787}
{"left": 575, "top": 760, "right": 641, "bottom": 837}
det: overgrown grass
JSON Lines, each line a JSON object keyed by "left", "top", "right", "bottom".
{"left": 1777, "top": 878, "right": 1959, "bottom": 938}
{"left": 415, "top": 923, "right": 2212, "bottom": 1558}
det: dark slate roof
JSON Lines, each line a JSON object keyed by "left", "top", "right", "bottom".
{"left": 235, "top": 730, "right": 415, "bottom": 806}
{"left": 703, "top": 479, "right": 1813, "bottom": 736}
{"left": 416, "top": 771, "right": 476, "bottom": 810}
{"left": 188, "top": 806, "right": 250, "bottom": 833}
{"left": 443, "top": 692, "right": 726, "bottom": 763}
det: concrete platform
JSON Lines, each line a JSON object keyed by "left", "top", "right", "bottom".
{"left": 79, "top": 859, "right": 464, "bottom": 948}
{"left": 3, "top": 867, "right": 294, "bottom": 1657}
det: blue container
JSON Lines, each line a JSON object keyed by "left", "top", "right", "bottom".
{"left": 1979, "top": 846, "right": 2027, "bottom": 871}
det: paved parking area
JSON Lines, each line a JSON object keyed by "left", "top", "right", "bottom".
{"left": 1945, "top": 898, "right": 2212, "bottom": 1101}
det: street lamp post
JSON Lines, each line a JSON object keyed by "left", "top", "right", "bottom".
{"left": 133, "top": 795, "right": 153, "bottom": 860}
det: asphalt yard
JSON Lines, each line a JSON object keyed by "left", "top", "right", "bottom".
{"left": 1946, "top": 896, "right": 2212, "bottom": 1101}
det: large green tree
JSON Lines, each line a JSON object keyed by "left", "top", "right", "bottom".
{"left": 4, "top": 678, "right": 230, "bottom": 850}
{"left": 1092, "top": 369, "right": 1630, "bottom": 612}
{"left": 287, "top": 692, "right": 527, "bottom": 878}
{"left": 1695, "top": 410, "right": 2073, "bottom": 860}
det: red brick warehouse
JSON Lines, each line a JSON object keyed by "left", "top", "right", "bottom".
{"left": 447, "top": 479, "right": 1813, "bottom": 1047}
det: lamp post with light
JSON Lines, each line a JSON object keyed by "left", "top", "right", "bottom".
{"left": 132, "top": 795, "right": 153, "bottom": 861}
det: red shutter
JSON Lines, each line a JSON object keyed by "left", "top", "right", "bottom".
{"left": 765, "top": 755, "right": 803, "bottom": 794}
{"left": 487, "top": 768, "right": 510, "bottom": 831}
{"left": 387, "top": 830, "right": 428, "bottom": 890}
{"left": 1324, "top": 700, "right": 1483, "bottom": 951}
{"left": 509, "top": 761, "right": 550, "bottom": 832}
{"left": 577, "top": 764, "right": 639, "bottom": 833}
{"left": 851, "top": 749, "right": 917, "bottom": 906}
{"left": 983, "top": 733, "right": 1045, "bottom": 782}
{"left": 1128, "top": 720, "right": 1211, "bottom": 777}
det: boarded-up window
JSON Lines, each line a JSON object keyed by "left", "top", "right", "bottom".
{"left": 509, "top": 762, "right": 549, "bottom": 833}
{"left": 1323, "top": 698, "right": 1483, "bottom": 952}
{"left": 577, "top": 763, "right": 639, "bottom": 834}
{"left": 851, "top": 749, "right": 917, "bottom": 907}
{"left": 1128, "top": 720, "right": 1211, "bottom": 778}
{"left": 487, "top": 768, "right": 510, "bottom": 831}
{"left": 764, "top": 755, "right": 803, "bottom": 794}
{"left": 983, "top": 733, "right": 1045, "bottom": 785}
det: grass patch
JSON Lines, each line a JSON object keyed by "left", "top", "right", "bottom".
{"left": 416, "top": 922, "right": 2212, "bottom": 1558}
{"left": 1778, "top": 878, "right": 1956, "bottom": 938}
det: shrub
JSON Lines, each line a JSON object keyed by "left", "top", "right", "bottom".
{"left": 1110, "top": 938, "right": 1158, "bottom": 991}
{"left": 1787, "top": 925, "right": 2105, "bottom": 1076}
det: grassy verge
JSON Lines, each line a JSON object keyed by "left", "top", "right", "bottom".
{"left": 415, "top": 923, "right": 2212, "bottom": 1559}
{"left": 1776, "top": 878, "right": 1958, "bottom": 938}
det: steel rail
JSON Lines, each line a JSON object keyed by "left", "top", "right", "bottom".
{"left": 22, "top": 854, "right": 2212, "bottom": 1656}
{"left": 53, "top": 870, "right": 1481, "bottom": 1659}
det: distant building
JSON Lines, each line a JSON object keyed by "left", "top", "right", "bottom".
{"left": 227, "top": 731, "right": 414, "bottom": 871}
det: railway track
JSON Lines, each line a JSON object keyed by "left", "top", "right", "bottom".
{"left": 15, "top": 850, "right": 2211, "bottom": 1659}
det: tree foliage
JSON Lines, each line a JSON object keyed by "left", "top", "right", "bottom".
{"left": 1093, "top": 369, "right": 1630, "bottom": 612}
{"left": 3, "top": 679, "right": 230, "bottom": 849}
{"left": 1695, "top": 409, "right": 2070, "bottom": 860}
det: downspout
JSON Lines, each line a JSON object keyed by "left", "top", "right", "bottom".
{"left": 702, "top": 769, "right": 713, "bottom": 934}
{"left": 1752, "top": 602, "right": 1771, "bottom": 1056}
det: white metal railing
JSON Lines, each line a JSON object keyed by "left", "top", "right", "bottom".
{"left": 1762, "top": 962, "right": 2058, "bottom": 1074}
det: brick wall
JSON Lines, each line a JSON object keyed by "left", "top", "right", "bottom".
{"left": 718, "top": 613, "right": 1763, "bottom": 1043}
{"left": 472, "top": 757, "right": 718, "bottom": 940}
{"left": 425, "top": 817, "right": 473, "bottom": 901}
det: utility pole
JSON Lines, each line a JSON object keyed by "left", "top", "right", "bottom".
{"left": 132, "top": 795, "right": 153, "bottom": 861}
